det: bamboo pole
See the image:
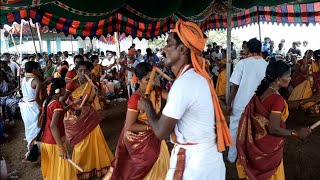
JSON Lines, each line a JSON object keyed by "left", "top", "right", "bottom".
{"left": 310, "top": 120, "right": 320, "bottom": 130}
{"left": 19, "top": 20, "right": 24, "bottom": 57}
{"left": 225, "top": 0, "right": 232, "bottom": 105}
{"left": 115, "top": 32, "right": 120, "bottom": 58}
{"left": 28, "top": 19, "right": 38, "bottom": 55}
{"left": 9, "top": 31, "right": 19, "bottom": 56}
{"left": 257, "top": 6, "right": 262, "bottom": 42}
{"left": 35, "top": 22, "right": 43, "bottom": 53}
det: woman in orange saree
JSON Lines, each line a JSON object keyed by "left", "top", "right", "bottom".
{"left": 237, "top": 61, "right": 312, "bottom": 180}
{"left": 103, "top": 62, "right": 169, "bottom": 180}
{"left": 289, "top": 50, "right": 320, "bottom": 116}
{"left": 61, "top": 61, "right": 114, "bottom": 179}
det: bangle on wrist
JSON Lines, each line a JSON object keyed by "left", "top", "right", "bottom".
{"left": 290, "top": 130, "right": 298, "bottom": 137}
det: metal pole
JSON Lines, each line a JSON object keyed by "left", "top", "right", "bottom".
{"left": 28, "top": 19, "right": 38, "bottom": 56}
{"left": 226, "top": 0, "right": 232, "bottom": 105}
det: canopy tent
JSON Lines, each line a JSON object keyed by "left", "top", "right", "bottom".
{"left": 1, "top": 0, "right": 319, "bottom": 102}
{"left": 2, "top": 20, "right": 128, "bottom": 46}
{"left": 1, "top": 0, "right": 319, "bottom": 39}
{"left": 201, "top": 2, "right": 320, "bottom": 31}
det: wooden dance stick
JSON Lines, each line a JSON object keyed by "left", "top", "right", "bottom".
{"left": 84, "top": 74, "right": 100, "bottom": 94}
{"left": 155, "top": 67, "right": 173, "bottom": 81}
{"left": 66, "top": 158, "right": 83, "bottom": 172}
{"left": 78, "top": 94, "right": 89, "bottom": 109}
{"left": 310, "top": 120, "right": 320, "bottom": 130}
{"left": 145, "top": 67, "right": 157, "bottom": 96}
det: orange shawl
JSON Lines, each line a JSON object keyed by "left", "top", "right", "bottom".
{"left": 172, "top": 20, "right": 232, "bottom": 152}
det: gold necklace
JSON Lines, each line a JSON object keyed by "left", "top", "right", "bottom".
{"left": 268, "top": 86, "right": 279, "bottom": 94}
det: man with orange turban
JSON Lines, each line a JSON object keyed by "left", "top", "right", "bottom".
{"left": 137, "top": 20, "right": 232, "bottom": 180}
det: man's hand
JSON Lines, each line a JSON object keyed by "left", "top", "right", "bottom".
{"left": 137, "top": 97, "right": 152, "bottom": 112}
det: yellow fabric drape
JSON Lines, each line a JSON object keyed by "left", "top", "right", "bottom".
{"left": 216, "top": 69, "right": 226, "bottom": 97}
{"left": 71, "top": 82, "right": 102, "bottom": 111}
{"left": 72, "top": 125, "right": 114, "bottom": 179}
{"left": 41, "top": 143, "right": 77, "bottom": 180}
{"left": 143, "top": 141, "right": 170, "bottom": 180}
{"left": 92, "top": 64, "right": 102, "bottom": 76}
{"left": 237, "top": 160, "right": 285, "bottom": 180}
{"left": 289, "top": 61, "right": 319, "bottom": 109}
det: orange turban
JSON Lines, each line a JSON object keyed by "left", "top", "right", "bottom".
{"left": 172, "top": 20, "right": 233, "bottom": 152}
{"left": 128, "top": 49, "right": 136, "bottom": 56}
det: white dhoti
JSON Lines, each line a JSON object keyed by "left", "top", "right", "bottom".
{"left": 19, "top": 101, "right": 41, "bottom": 149}
{"left": 166, "top": 128, "right": 225, "bottom": 180}
{"left": 227, "top": 107, "right": 244, "bottom": 162}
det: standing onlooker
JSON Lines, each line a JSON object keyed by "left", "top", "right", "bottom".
{"left": 144, "top": 48, "right": 160, "bottom": 66}
{"left": 287, "top": 42, "right": 302, "bottom": 57}
{"left": 262, "top": 37, "right": 271, "bottom": 52}
{"left": 19, "top": 61, "right": 42, "bottom": 162}
{"left": 227, "top": 38, "right": 268, "bottom": 163}
{"left": 231, "top": 42, "right": 237, "bottom": 60}
{"left": 212, "top": 45, "right": 223, "bottom": 60}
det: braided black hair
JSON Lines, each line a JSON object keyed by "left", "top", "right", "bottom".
{"left": 256, "top": 61, "right": 290, "bottom": 96}
{"left": 36, "top": 78, "right": 66, "bottom": 141}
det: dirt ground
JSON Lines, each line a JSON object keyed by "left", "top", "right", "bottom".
{"left": 1, "top": 101, "right": 319, "bottom": 180}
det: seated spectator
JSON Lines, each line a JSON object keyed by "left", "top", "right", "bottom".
{"left": 0, "top": 70, "right": 21, "bottom": 124}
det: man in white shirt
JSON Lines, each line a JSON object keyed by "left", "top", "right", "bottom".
{"left": 7, "top": 54, "right": 20, "bottom": 79}
{"left": 137, "top": 21, "right": 231, "bottom": 180}
{"left": 212, "top": 46, "right": 223, "bottom": 60}
{"left": 226, "top": 38, "right": 268, "bottom": 163}
{"left": 101, "top": 51, "right": 115, "bottom": 67}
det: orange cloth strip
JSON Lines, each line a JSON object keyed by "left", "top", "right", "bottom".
{"left": 172, "top": 20, "right": 233, "bottom": 152}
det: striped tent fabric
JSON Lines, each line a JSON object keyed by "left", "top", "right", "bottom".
{"left": 1, "top": 2, "right": 319, "bottom": 39}
{"left": 201, "top": 2, "right": 320, "bottom": 31}
{"left": 1, "top": 8, "right": 177, "bottom": 39}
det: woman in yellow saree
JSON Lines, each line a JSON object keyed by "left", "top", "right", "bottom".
{"left": 103, "top": 62, "right": 170, "bottom": 180}
{"left": 61, "top": 61, "right": 114, "bottom": 179}
{"left": 237, "top": 61, "right": 312, "bottom": 180}
{"left": 216, "top": 59, "right": 227, "bottom": 98}
{"left": 289, "top": 50, "right": 320, "bottom": 116}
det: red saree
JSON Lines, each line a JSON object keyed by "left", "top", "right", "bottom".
{"left": 108, "top": 88, "right": 162, "bottom": 180}
{"left": 237, "top": 95, "right": 288, "bottom": 180}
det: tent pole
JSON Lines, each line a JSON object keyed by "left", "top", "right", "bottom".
{"left": 19, "top": 20, "right": 24, "bottom": 57}
{"left": 28, "top": 19, "right": 38, "bottom": 56}
{"left": 257, "top": 6, "right": 262, "bottom": 42}
{"left": 90, "top": 38, "right": 94, "bottom": 52}
{"left": 9, "top": 31, "right": 20, "bottom": 56}
{"left": 115, "top": 32, "right": 120, "bottom": 58}
{"left": 226, "top": 0, "right": 232, "bottom": 105}
{"left": 35, "top": 22, "right": 43, "bottom": 53}
{"left": 4, "top": 35, "right": 10, "bottom": 53}
{"left": 70, "top": 36, "right": 73, "bottom": 54}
